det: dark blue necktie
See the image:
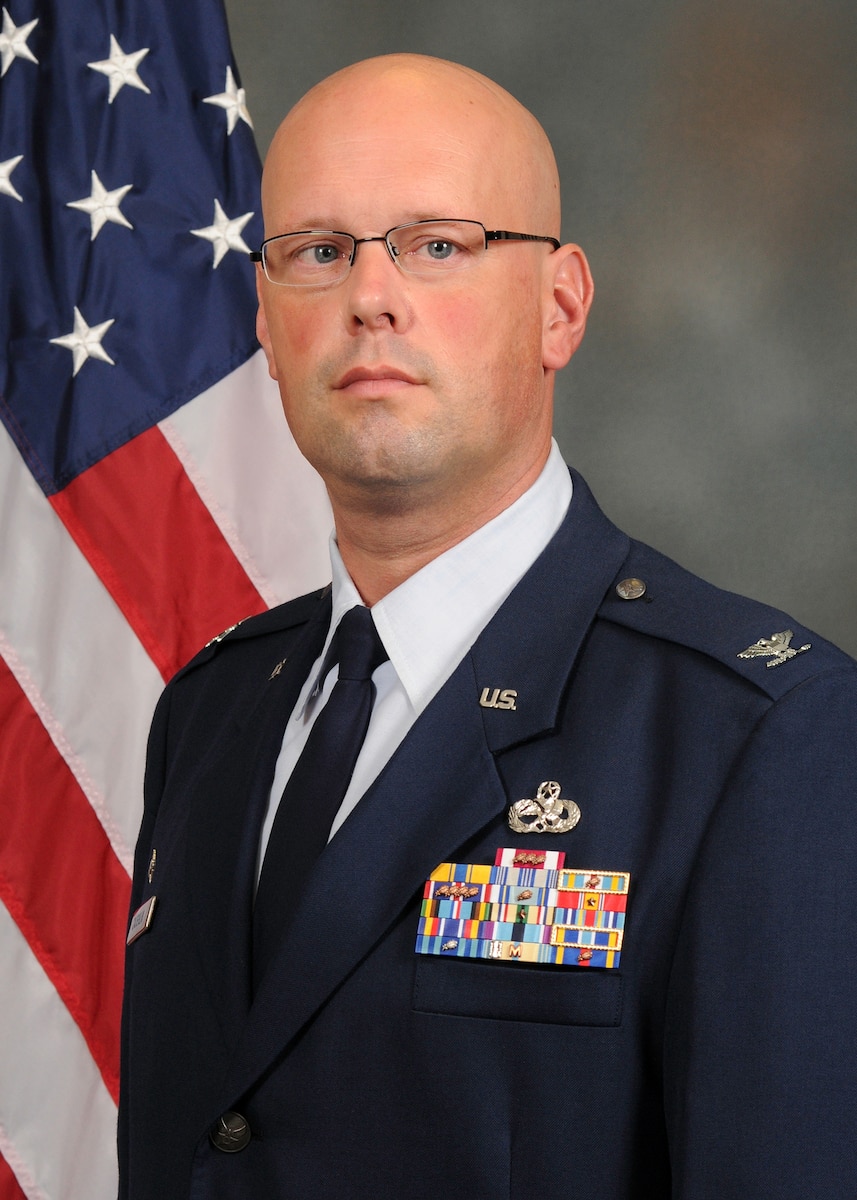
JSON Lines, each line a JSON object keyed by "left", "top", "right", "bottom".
{"left": 252, "top": 604, "right": 388, "bottom": 988}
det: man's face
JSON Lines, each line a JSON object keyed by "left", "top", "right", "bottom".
{"left": 256, "top": 67, "right": 575, "bottom": 519}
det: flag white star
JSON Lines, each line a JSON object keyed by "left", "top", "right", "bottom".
{"left": 67, "top": 170, "right": 134, "bottom": 240}
{"left": 50, "top": 307, "right": 116, "bottom": 376}
{"left": 203, "top": 66, "right": 253, "bottom": 135}
{"left": 87, "top": 34, "right": 151, "bottom": 103}
{"left": 0, "top": 7, "right": 38, "bottom": 76}
{"left": 191, "top": 199, "right": 253, "bottom": 268}
{"left": 0, "top": 154, "right": 23, "bottom": 202}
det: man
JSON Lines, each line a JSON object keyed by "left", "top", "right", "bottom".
{"left": 119, "top": 54, "right": 857, "bottom": 1199}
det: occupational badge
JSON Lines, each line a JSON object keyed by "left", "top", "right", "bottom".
{"left": 508, "top": 780, "right": 580, "bottom": 834}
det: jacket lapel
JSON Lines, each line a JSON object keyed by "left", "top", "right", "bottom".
{"left": 183, "top": 593, "right": 331, "bottom": 1033}
{"left": 215, "top": 470, "right": 631, "bottom": 1105}
{"left": 473, "top": 470, "right": 630, "bottom": 754}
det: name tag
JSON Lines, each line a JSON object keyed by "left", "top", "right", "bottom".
{"left": 126, "top": 896, "right": 157, "bottom": 946}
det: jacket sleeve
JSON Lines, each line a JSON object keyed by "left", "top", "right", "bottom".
{"left": 663, "top": 668, "right": 857, "bottom": 1198}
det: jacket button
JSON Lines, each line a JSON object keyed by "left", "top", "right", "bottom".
{"left": 615, "top": 577, "right": 646, "bottom": 600}
{"left": 210, "top": 1111, "right": 251, "bottom": 1153}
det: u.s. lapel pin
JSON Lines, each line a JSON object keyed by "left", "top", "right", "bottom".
{"left": 508, "top": 780, "right": 580, "bottom": 834}
{"left": 479, "top": 686, "right": 517, "bottom": 711}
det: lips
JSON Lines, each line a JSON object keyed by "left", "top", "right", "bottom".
{"left": 334, "top": 365, "right": 420, "bottom": 389}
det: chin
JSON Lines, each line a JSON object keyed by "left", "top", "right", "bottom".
{"left": 326, "top": 449, "right": 451, "bottom": 515}
{"left": 328, "top": 425, "right": 445, "bottom": 482}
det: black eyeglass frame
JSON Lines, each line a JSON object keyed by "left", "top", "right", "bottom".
{"left": 249, "top": 219, "right": 561, "bottom": 285}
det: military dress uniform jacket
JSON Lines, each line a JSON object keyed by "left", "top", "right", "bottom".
{"left": 119, "top": 470, "right": 857, "bottom": 1200}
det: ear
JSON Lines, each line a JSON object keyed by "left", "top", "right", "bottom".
{"left": 255, "top": 267, "right": 279, "bottom": 381}
{"left": 541, "top": 245, "right": 594, "bottom": 372}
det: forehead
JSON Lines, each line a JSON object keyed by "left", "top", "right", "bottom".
{"left": 262, "top": 69, "right": 534, "bottom": 233}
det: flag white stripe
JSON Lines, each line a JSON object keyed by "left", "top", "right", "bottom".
{"left": 160, "top": 349, "right": 332, "bottom": 609}
{"left": 0, "top": 906, "right": 118, "bottom": 1200}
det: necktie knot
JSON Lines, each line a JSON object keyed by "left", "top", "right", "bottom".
{"left": 334, "top": 605, "right": 388, "bottom": 681}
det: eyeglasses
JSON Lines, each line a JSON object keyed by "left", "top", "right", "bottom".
{"left": 250, "top": 219, "right": 560, "bottom": 288}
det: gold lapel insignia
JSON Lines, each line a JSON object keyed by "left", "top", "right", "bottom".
{"left": 737, "top": 629, "right": 811, "bottom": 669}
{"left": 204, "top": 619, "right": 244, "bottom": 648}
{"left": 508, "top": 780, "right": 581, "bottom": 835}
{"left": 479, "top": 687, "right": 517, "bottom": 711}
{"left": 147, "top": 848, "right": 157, "bottom": 884}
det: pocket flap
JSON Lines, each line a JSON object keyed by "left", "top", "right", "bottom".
{"left": 412, "top": 955, "right": 623, "bottom": 1026}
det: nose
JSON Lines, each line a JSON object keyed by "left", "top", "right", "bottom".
{"left": 343, "top": 237, "right": 411, "bottom": 332}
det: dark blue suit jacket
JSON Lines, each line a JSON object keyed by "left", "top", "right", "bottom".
{"left": 119, "top": 471, "right": 857, "bottom": 1198}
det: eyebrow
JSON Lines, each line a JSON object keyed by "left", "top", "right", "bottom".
{"left": 281, "top": 213, "right": 456, "bottom": 232}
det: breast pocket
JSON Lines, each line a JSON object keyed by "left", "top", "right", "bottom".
{"left": 412, "top": 955, "right": 624, "bottom": 1027}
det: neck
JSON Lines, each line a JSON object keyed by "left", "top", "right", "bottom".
{"left": 330, "top": 451, "right": 550, "bottom": 606}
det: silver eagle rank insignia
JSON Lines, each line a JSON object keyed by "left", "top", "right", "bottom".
{"left": 737, "top": 628, "right": 811, "bottom": 669}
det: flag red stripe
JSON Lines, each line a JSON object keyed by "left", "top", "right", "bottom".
{"left": 50, "top": 426, "right": 267, "bottom": 682}
{"left": 0, "top": 659, "right": 130, "bottom": 1103}
{"left": 0, "top": 1151, "right": 27, "bottom": 1200}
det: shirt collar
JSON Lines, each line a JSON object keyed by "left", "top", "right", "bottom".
{"left": 317, "top": 440, "right": 572, "bottom": 716}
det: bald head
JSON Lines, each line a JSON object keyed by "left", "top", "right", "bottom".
{"left": 262, "top": 54, "right": 561, "bottom": 239}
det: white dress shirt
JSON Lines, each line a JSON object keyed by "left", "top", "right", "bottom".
{"left": 257, "top": 441, "right": 572, "bottom": 871}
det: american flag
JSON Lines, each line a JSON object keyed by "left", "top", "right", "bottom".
{"left": 0, "top": 2, "right": 330, "bottom": 1195}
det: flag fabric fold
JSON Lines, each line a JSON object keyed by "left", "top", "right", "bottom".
{"left": 0, "top": 2, "right": 331, "bottom": 1195}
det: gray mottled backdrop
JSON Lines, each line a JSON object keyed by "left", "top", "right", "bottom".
{"left": 224, "top": 0, "right": 857, "bottom": 657}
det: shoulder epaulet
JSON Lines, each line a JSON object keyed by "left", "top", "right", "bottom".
{"left": 597, "top": 541, "right": 855, "bottom": 701}
{"left": 169, "top": 586, "right": 330, "bottom": 684}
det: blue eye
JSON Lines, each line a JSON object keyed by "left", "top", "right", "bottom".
{"left": 311, "top": 244, "right": 340, "bottom": 265}
{"left": 397, "top": 224, "right": 480, "bottom": 268}
{"left": 425, "top": 239, "right": 455, "bottom": 260}
{"left": 287, "top": 241, "right": 344, "bottom": 267}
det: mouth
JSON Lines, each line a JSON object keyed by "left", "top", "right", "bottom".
{"left": 334, "top": 366, "right": 421, "bottom": 394}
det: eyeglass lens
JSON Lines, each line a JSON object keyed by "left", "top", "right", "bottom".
{"left": 262, "top": 220, "right": 487, "bottom": 286}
